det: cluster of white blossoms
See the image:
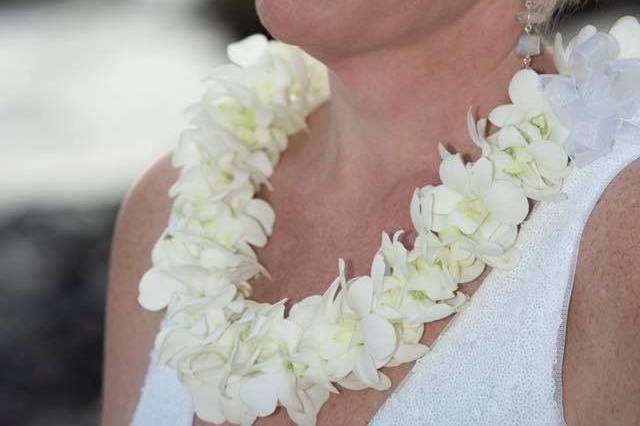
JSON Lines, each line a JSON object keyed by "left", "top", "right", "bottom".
{"left": 138, "top": 17, "right": 640, "bottom": 426}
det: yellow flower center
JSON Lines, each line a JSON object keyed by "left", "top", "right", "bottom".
{"left": 218, "top": 103, "right": 260, "bottom": 147}
{"left": 334, "top": 317, "right": 358, "bottom": 344}
{"left": 457, "top": 198, "right": 488, "bottom": 224}
{"left": 211, "top": 170, "right": 234, "bottom": 190}
{"left": 288, "top": 82, "right": 302, "bottom": 103}
{"left": 409, "top": 290, "right": 428, "bottom": 301}
{"left": 502, "top": 151, "right": 529, "bottom": 176}
{"left": 529, "top": 113, "right": 549, "bottom": 138}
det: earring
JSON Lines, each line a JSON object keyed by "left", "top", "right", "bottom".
{"left": 515, "top": 0, "right": 544, "bottom": 68}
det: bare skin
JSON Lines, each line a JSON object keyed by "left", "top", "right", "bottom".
{"left": 101, "top": 0, "right": 640, "bottom": 424}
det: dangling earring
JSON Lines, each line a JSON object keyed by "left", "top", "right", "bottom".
{"left": 515, "top": 0, "right": 544, "bottom": 68}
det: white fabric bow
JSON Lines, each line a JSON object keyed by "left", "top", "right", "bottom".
{"left": 543, "top": 32, "right": 640, "bottom": 167}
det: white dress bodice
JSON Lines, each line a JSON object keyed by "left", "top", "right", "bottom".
{"left": 131, "top": 140, "right": 640, "bottom": 426}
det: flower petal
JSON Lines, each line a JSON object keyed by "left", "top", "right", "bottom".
{"left": 553, "top": 33, "right": 571, "bottom": 75}
{"left": 509, "top": 69, "right": 544, "bottom": 109}
{"left": 354, "top": 350, "right": 381, "bottom": 386}
{"left": 237, "top": 215, "right": 268, "bottom": 247}
{"left": 431, "top": 185, "right": 464, "bottom": 215}
{"left": 245, "top": 198, "right": 276, "bottom": 235}
{"left": 528, "top": 141, "right": 569, "bottom": 173}
{"left": 276, "top": 373, "right": 303, "bottom": 413}
{"left": 347, "top": 276, "right": 373, "bottom": 317}
{"left": 189, "top": 380, "right": 226, "bottom": 424}
{"left": 489, "top": 104, "right": 524, "bottom": 128}
{"left": 287, "top": 385, "right": 330, "bottom": 426}
{"left": 247, "top": 151, "right": 274, "bottom": 178}
{"left": 239, "top": 373, "right": 279, "bottom": 417}
{"left": 439, "top": 153, "right": 468, "bottom": 195}
{"left": 388, "top": 343, "right": 429, "bottom": 366}
{"left": 609, "top": 16, "right": 640, "bottom": 59}
{"left": 409, "top": 302, "right": 455, "bottom": 325}
{"left": 497, "top": 125, "right": 528, "bottom": 149}
{"left": 361, "top": 314, "right": 397, "bottom": 361}
{"left": 483, "top": 247, "right": 521, "bottom": 269}
{"left": 371, "top": 254, "right": 386, "bottom": 301}
{"left": 447, "top": 208, "right": 483, "bottom": 235}
{"left": 469, "top": 157, "right": 494, "bottom": 196}
{"left": 138, "top": 269, "right": 183, "bottom": 311}
{"left": 459, "top": 258, "right": 486, "bottom": 283}
{"left": 227, "top": 34, "right": 269, "bottom": 67}
{"left": 484, "top": 181, "right": 529, "bottom": 225}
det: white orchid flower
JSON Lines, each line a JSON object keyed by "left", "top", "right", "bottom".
{"left": 476, "top": 101, "right": 571, "bottom": 200}
{"left": 406, "top": 257, "right": 459, "bottom": 302}
{"left": 204, "top": 87, "right": 279, "bottom": 153}
{"left": 173, "top": 124, "right": 277, "bottom": 190}
{"left": 409, "top": 187, "right": 486, "bottom": 283}
{"left": 152, "top": 234, "right": 239, "bottom": 270}
{"left": 377, "top": 264, "right": 466, "bottom": 327}
{"left": 193, "top": 302, "right": 324, "bottom": 424}
{"left": 320, "top": 274, "right": 396, "bottom": 390}
{"left": 170, "top": 200, "right": 270, "bottom": 252}
{"left": 224, "top": 34, "right": 326, "bottom": 135}
{"left": 488, "top": 69, "right": 570, "bottom": 145}
{"left": 487, "top": 131, "right": 570, "bottom": 200}
{"left": 169, "top": 151, "right": 251, "bottom": 202}
{"left": 157, "top": 324, "right": 258, "bottom": 425}
{"left": 419, "top": 231, "right": 485, "bottom": 283}
{"left": 264, "top": 39, "right": 331, "bottom": 116}
{"left": 429, "top": 146, "right": 529, "bottom": 237}
{"left": 138, "top": 265, "right": 238, "bottom": 312}
{"left": 239, "top": 319, "right": 306, "bottom": 418}
{"left": 468, "top": 218, "right": 520, "bottom": 269}
{"left": 290, "top": 280, "right": 346, "bottom": 364}
{"left": 434, "top": 215, "right": 520, "bottom": 271}
{"left": 287, "top": 259, "right": 395, "bottom": 391}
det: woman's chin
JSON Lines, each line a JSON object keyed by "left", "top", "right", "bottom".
{"left": 256, "top": 0, "right": 320, "bottom": 44}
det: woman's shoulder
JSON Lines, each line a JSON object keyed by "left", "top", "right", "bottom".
{"left": 101, "top": 153, "right": 177, "bottom": 426}
{"left": 108, "top": 153, "right": 176, "bottom": 303}
{"left": 563, "top": 157, "right": 640, "bottom": 425}
{"left": 577, "top": 155, "right": 640, "bottom": 289}
{"left": 117, "top": 153, "right": 177, "bottom": 232}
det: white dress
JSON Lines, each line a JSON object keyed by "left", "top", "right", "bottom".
{"left": 131, "top": 139, "right": 640, "bottom": 425}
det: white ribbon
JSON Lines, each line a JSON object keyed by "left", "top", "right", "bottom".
{"left": 543, "top": 32, "right": 640, "bottom": 167}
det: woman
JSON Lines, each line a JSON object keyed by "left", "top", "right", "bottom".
{"left": 102, "top": 0, "right": 640, "bottom": 425}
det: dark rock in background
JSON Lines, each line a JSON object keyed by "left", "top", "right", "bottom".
{"left": 0, "top": 204, "right": 118, "bottom": 426}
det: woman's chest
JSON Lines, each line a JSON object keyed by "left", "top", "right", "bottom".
{"left": 249, "top": 182, "right": 418, "bottom": 306}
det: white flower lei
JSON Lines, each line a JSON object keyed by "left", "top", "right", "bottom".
{"left": 138, "top": 17, "right": 640, "bottom": 426}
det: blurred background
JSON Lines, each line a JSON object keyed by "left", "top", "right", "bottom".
{"left": 1, "top": 0, "right": 638, "bottom": 425}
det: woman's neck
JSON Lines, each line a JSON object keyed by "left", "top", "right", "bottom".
{"left": 299, "top": 1, "right": 555, "bottom": 191}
